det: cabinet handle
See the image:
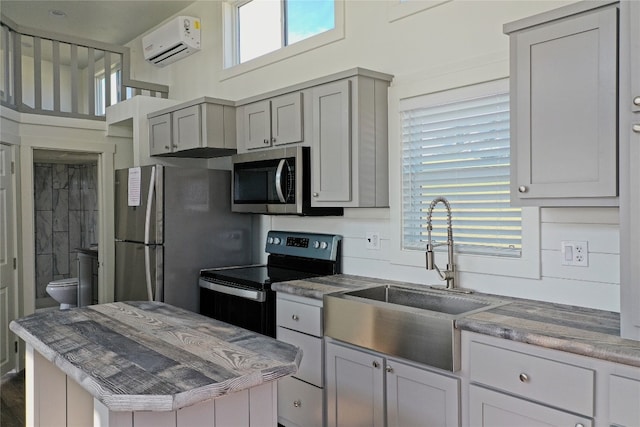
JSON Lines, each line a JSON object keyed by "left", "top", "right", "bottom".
{"left": 164, "top": 146, "right": 170, "bottom": 150}
{"left": 172, "top": 144, "right": 178, "bottom": 149}
{"left": 372, "top": 361, "right": 380, "bottom": 368}
{"left": 291, "top": 314, "right": 299, "bottom": 321}
{"left": 263, "top": 139, "right": 269, "bottom": 144}
{"left": 519, "top": 373, "right": 529, "bottom": 383}
{"left": 575, "top": 424, "right": 584, "bottom": 427}
{"left": 313, "top": 192, "right": 319, "bottom": 197}
{"left": 633, "top": 96, "right": 640, "bottom": 106}
{"left": 385, "top": 365, "right": 394, "bottom": 373}
{"left": 518, "top": 186, "right": 528, "bottom": 193}
{"left": 633, "top": 124, "right": 640, "bottom": 134}
{"left": 293, "top": 400, "right": 301, "bottom": 408}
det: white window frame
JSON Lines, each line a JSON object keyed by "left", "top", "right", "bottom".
{"left": 95, "top": 65, "right": 121, "bottom": 116}
{"left": 221, "top": 0, "right": 345, "bottom": 80}
{"left": 390, "top": 77, "right": 541, "bottom": 280}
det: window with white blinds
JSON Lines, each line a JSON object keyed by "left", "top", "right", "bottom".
{"left": 401, "top": 79, "right": 521, "bottom": 257}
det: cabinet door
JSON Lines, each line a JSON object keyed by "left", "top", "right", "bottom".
{"left": 386, "top": 358, "right": 459, "bottom": 427}
{"left": 325, "top": 341, "right": 384, "bottom": 427}
{"left": 271, "top": 92, "right": 303, "bottom": 146}
{"left": 469, "top": 385, "right": 593, "bottom": 427}
{"left": 512, "top": 6, "right": 617, "bottom": 203}
{"left": 172, "top": 105, "right": 202, "bottom": 151}
{"left": 311, "top": 80, "right": 352, "bottom": 203}
{"left": 244, "top": 100, "right": 271, "bottom": 150}
{"left": 149, "top": 114, "right": 172, "bottom": 156}
{"left": 631, "top": 0, "right": 640, "bottom": 113}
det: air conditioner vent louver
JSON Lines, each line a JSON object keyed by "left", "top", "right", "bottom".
{"left": 143, "top": 16, "right": 200, "bottom": 67}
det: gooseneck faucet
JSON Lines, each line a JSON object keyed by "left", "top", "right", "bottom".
{"left": 425, "top": 196, "right": 456, "bottom": 290}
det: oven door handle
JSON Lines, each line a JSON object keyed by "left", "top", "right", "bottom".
{"left": 199, "top": 279, "right": 267, "bottom": 302}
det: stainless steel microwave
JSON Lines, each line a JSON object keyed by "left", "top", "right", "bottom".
{"left": 231, "top": 146, "right": 343, "bottom": 216}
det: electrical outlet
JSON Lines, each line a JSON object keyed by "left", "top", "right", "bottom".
{"left": 365, "top": 232, "right": 381, "bottom": 250}
{"left": 561, "top": 241, "right": 589, "bottom": 267}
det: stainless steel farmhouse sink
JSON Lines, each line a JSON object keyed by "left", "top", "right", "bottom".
{"left": 324, "top": 284, "right": 509, "bottom": 371}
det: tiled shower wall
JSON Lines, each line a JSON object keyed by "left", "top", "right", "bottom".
{"left": 34, "top": 163, "right": 98, "bottom": 300}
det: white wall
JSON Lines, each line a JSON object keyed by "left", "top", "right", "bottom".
{"left": 125, "top": 0, "right": 619, "bottom": 311}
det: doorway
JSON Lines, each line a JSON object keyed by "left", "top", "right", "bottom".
{"left": 32, "top": 149, "right": 99, "bottom": 310}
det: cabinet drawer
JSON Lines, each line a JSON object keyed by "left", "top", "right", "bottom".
{"left": 469, "top": 385, "right": 593, "bottom": 426}
{"left": 277, "top": 298, "right": 322, "bottom": 336}
{"left": 469, "top": 340, "right": 594, "bottom": 416}
{"left": 277, "top": 327, "right": 323, "bottom": 387}
{"left": 610, "top": 374, "right": 640, "bottom": 426}
{"left": 278, "top": 376, "right": 323, "bottom": 427}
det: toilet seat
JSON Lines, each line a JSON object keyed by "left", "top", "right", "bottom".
{"left": 47, "top": 278, "right": 78, "bottom": 288}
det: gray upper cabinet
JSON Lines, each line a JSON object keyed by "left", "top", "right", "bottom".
{"left": 242, "top": 92, "right": 303, "bottom": 150}
{"left": 311, "top": 74, "right": 391, "bottom": 208}
{"left": 148, "top": 98, "right": 237, "bottom": 158}
{"left": 620, "top": 0, "right": 640, "bottom": 340}
{"left": 235, "top": 68, "right": 393, "bottom": 208}
{"left": 505, "top": 3, "right": 618, "bottom": 206}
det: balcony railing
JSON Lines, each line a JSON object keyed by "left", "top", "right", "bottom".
{"left": 1, "top": 14, "right": 169, "bottom": 121}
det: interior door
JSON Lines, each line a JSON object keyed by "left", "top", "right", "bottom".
{"left": 0, "top": 143, "right": 17, "bottom": 375}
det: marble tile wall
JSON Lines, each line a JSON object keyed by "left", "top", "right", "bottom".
{"left": 34, "top": 163, "right": 98, "bottom": 299}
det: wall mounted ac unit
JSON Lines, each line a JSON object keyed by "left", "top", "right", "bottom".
{"left": 143, "top": 16, "right": 201, "bottom": 67}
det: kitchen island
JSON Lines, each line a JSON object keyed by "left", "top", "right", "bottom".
{"left": 9, "top": 301, "right": 302, "bottom": 427}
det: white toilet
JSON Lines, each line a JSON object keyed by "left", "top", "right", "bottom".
{"left": 46, "top": 278, "right": 78, "bottom": 310}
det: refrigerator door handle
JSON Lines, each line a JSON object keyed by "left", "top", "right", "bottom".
{"left": 144, "top": 166, "right": 156, "bottom": 300}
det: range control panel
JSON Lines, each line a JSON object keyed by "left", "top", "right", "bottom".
{"left": 265, "top": 230, "right": 342, "bottom": 261}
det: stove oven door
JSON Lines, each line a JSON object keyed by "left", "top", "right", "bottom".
{"left": 199, "top": 279, "right": 276, "bottom": 338}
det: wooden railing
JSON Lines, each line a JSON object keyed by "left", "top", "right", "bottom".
{"left": 1, "top": 15, "right": 169, "bottom": 121}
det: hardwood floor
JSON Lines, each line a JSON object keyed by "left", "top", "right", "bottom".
{"left": 1, "top": 370, "right": 25, "bottom": 427}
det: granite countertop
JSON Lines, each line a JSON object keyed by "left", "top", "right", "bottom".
{"left": 10, "top": 301, "right": 301, "bottom": 412}
{"left": 272, "top": 274, "right": 640, "bottom": 368}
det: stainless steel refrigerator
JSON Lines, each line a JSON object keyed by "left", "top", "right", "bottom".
{"left": 114, "top": 165, "right": 253, "bottom": 313}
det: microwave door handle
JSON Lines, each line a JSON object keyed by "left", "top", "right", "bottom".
{"left": 275, "top": 159, "right": 287, "bottom": 203}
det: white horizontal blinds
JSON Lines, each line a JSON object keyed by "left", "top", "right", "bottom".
{"left": 401, "top": 82, "right": 521, "bottom": 257}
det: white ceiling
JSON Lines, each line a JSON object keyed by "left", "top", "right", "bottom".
{"left": 1, "top": 0, "right": 198, "bottom": 46}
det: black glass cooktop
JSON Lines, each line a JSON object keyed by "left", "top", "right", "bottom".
{"left": 199, "top": 264, "right": 322, "bottom": 289}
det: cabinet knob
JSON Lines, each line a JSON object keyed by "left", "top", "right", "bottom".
{"left": 293, "top": 400, "right": 301, "bottom": 408}
{"left": 263, "top": 139, "right": 269, "bottom": 144}
{"left": 518, "top": 186, "right": 528, "bottom": 193}
{"left": 272, "top": 137, "right": 276, "bottom": 143}
{"left": 575, "top": 424, "right": 584, "bottom": 427}
{"left": 313, "top": 192, "right": 319, "bottom": 197}
{"left": 291, "top": 314, "right": 299, "bottom": 321}
{"left": 633, "top": 124, "right": 640, "bottom": 134}
{"left": 372, "top": 361, "right": 380, "bottom": 368}
{"left": 164, "top": 146, "right": 170, "bottom": 150}
{"left": 172, "top": 144, "right": 178, "bottom": 149}
{"left": 385, "top": 365, "right": 394, "bottom": 373}
{"left": 519, "top": 373, "right": 529, "bottom": 383}
{"left": 633, "top": 96, "right": 640, "bottom": 106}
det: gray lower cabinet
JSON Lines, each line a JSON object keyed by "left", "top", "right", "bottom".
{"left": 311, "top": 75, "right": 390, "bottom": 208}
{"left": 148, "top": 98, "right": 236, "bottom": 157}
{"left": 276, "top": 294, "right": 324, "bottom": 427}
{"left": 241, "top": 92, "right": 304, "bottom": 150}
{"left": 325, "top": 339, "right": 459, "bottom": 427}
{"left": 463, "top": 331, "right": 640, "bottom": 426}
{"left": 505, "top": 2, "right": 618, "bottom": 206}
